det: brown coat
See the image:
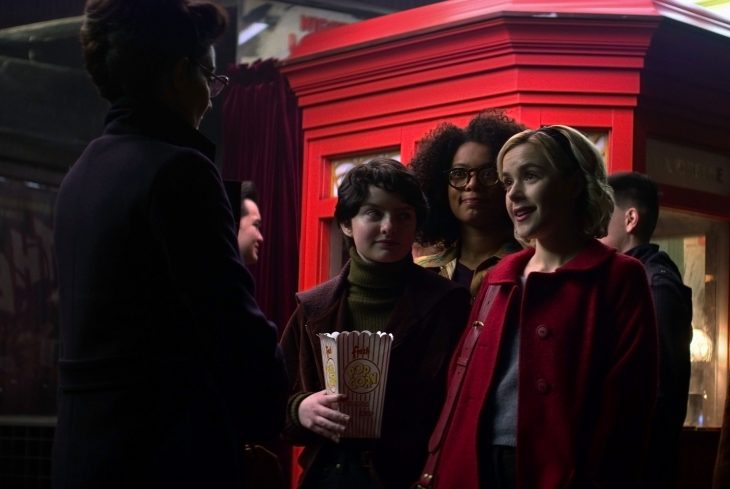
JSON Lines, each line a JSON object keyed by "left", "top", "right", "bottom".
{"left": 280, "top": 261, "right": 470, "bottom": 488}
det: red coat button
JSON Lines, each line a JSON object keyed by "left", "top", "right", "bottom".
{"left": 536, "top": 325, "right": 550, "bottom": 339}
{"left": 536, "top": 379, "right": 550, "bottom": 394}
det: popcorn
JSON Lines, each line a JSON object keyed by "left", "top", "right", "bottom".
{"left": 318, "top": 331, "right": 393, "bottom": 438}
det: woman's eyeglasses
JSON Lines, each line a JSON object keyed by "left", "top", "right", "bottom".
{"left": 446, "top": 166, "right": 500, "bottom": 190}
{"left": 196, "top": 62, "right": 229, "bottom": 98}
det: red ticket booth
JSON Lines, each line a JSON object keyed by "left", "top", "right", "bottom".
{"left": 281, "top": 1, "right": 730, "bottom": 486}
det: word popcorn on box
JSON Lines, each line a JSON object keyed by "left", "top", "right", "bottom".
{"left": 318, "top": 331, "right": 394, "bottom": 438}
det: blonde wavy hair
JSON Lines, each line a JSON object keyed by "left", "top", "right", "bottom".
{"left": 496, "top": 125, "right": 614, "bottom": 240}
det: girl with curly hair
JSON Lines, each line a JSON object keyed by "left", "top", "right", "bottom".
{"left": 410, "top": 109, "right": 525, "bottom": 299}
{"left": 421, "top": 126, "right": 658, "bottom": 489}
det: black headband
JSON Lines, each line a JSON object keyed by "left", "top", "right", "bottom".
{"left": 537, "top": 126, "right": 581, "bottom": 171}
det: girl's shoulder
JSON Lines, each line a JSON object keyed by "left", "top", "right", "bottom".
{"left": 296, "top": 272, "right": 347, "bottom": 319}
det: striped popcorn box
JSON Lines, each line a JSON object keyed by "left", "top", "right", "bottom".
{"left": 318, "top": 331, "right": 394, "bottom": 439}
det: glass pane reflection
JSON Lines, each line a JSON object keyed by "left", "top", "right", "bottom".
{"left": 654, "top": 209, "right": 729, "bottom": 427}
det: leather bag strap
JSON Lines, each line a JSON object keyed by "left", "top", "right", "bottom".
{"left": 415, "top": 285, "right": 499, "bottom": 489}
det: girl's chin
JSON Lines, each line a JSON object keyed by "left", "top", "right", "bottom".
{"left": 514, "top": 228, "right": 536, "bottom": 242}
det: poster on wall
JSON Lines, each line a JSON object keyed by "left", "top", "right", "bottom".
{"left": 0, "top": 178, "right": 58, "bottom": 416}
{"left": 238, "top": 0, "right": 363, "bottom": 64}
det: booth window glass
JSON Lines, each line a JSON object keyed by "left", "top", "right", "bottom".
{"left": 329, "top": 151, "right": 401, "bottom": 198}
{"left": 583, "top": 130, "right": 609, "bottom": 165}
{"left": 654, "top": 209, "right": 729, "bottom": 428}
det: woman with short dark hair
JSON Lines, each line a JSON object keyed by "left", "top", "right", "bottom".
{"left": 281, "top": 159, "right": 470, "bottom": 488}
{"left": 81, "top": 0, "right": 228, "bottom": 113}
{"left": 53, "top": 1, "right": 287, "bottom": 487}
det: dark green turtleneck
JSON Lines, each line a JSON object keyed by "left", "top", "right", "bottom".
{"left": 346, "top": 247, "right": 411, "bottom": 332}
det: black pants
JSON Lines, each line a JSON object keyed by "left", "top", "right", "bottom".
{"left": 480, "top": 445, "right": 517, "bottom": 489}
{"left": 304, "top": 443, "right": 383, "bottom": 489}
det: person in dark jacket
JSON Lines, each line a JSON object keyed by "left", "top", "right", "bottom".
{"left": 237, "top": 181, "right": 264, "bottom": 265}
{"left": 281, "top": 159, "right": 471, "bottom": 488}
{"left": 52, "top": 1, "right": 287, "bottom": 487}
{"left": 601, "top": 171, "right": 692, "bottom": 489}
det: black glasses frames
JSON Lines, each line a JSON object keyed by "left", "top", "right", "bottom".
{"left": 195, "top": 62, "right": 230, "bottom": 98}
{"left": 445, "top": 166, "right": 500, "bottom": 190}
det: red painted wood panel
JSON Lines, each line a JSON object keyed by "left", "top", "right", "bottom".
{"left": 288, "top": 0, "right": 665, "bottom": 59}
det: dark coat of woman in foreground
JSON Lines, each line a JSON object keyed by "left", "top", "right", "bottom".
{"left": 52, "top": 1, "right": 287, "bottom": 487}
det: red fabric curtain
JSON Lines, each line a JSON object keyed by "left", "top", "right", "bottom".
{"left": 222, "top": 59, "right": 302, "bottom": 337}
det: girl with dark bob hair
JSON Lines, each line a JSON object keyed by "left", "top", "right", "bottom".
{"left": 410, "top": 109, "right": 525, "bottom": 299}
{"left": 422, "top": 126, "right": 657, "bottom": 489}
{"left": 281, "top": 159, "right": 470, "bottom": 488}
{"left": 334, "top": 158, "right": 430, "bottom": 244}
{"left": 53, "top": 1, "right": 287, "bottom": 487}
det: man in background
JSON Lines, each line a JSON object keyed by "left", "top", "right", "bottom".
{"left": 602, "top": 171, "right": 693, "bottom": 489}
{"left": 237, "top": 181, "right": 264, "bottom": 265}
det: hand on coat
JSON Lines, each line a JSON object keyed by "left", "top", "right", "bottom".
{"left": 298, "top": 390, "right": 349, "bottom": 443}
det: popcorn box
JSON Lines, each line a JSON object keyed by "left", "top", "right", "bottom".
{"left": 318, "top": 331, "right": 394, "bottom": 439}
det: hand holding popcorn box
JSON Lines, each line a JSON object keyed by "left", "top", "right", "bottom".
{"left": 318, "top": 331, "right": 393, "bottom": 439}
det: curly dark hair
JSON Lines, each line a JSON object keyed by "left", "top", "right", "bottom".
{"left": 81, "top": 0, "right": 228, "bottom": 102}
{"left": 410, "top": 109, "right": 526, "bottom": 247}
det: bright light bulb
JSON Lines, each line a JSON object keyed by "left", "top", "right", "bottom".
{"left": 690, "top": 328, "right": 713, "bottom": 362}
